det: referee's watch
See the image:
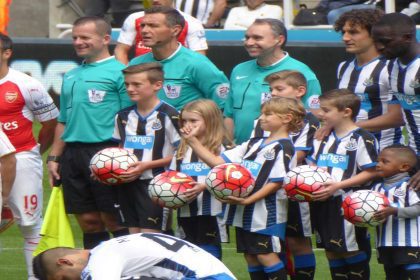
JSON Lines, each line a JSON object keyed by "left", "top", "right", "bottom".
{"left": 47, "top": 155, "right": 61, "bottom": 163}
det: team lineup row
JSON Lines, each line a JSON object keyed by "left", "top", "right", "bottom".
{"left": 0, "top": 5, "right": 419, "bottom": 280}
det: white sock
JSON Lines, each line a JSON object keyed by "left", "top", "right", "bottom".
{"left": 19, "top": 219, "right": 42, "bottom": 280}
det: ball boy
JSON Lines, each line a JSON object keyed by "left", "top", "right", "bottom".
{"left": 252, "top": 70, "right": 319, "bottom": 279}
{"left": 112, "top": 62, "right": 180, "bottom": 234}
{"left": 373, "top": 144, "right": 420, "bottom": 280}
{"left": 307, "top": 89, "right": 379, "bottom": 280}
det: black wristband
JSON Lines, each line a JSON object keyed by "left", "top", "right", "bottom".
{"left": 47, "top": 155, "right": 61, "bottom": 163}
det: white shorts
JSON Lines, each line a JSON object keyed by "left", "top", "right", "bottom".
{"left": 8, "top": 149, "right": 43, "bottom": 226}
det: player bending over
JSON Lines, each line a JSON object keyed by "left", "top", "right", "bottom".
{"left": 32, "top": 232, "right": 237, "bottom": 280}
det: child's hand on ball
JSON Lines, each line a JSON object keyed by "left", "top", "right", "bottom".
{"left": 313, "top": 181, "right": 340, "bottom": 201}
{"left": 120, "top": 161, "right": 146, "bottom": 182}
{"left": 373, "top": 206, "right": 397, "bottom": 222}
{"left": 184, "top": 182, "right": 205, "bottom": 201}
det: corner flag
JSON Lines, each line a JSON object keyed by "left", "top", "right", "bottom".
{"left": 33, "top": 186, "right": 75, "bottom": 256}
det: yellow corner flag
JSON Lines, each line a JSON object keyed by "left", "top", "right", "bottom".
{"left": 33, "top": 187, "right": 75, "bottom": 256}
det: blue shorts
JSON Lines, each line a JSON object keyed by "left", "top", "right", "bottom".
{"left": 193, "top": 273, "right": 236, "bottom": 279}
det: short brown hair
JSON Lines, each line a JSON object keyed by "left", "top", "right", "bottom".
{"left": 319, "top": 89, "right": 360, "bottom": 119}
{"left": 265, "top": 70, "right": 307, "bottom": 90}
{"left": 73, "top": 16, "right": 111, "bottom": 36}
{"left": 145, "top": 6, "right": 185, "bottom": 29}
{"left": 123, "top": 62, "right": 164, "bottom": 83}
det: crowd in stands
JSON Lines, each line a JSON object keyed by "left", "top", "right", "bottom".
{"left": 81, "top": 0, "right": 420, "bottom": 29}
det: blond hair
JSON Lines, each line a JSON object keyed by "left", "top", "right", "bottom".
{"left": 261, "top": 97, "right": 306, "bottom": 133}
{"left": 177, "top": 100, "right": 233, "bottom": 159}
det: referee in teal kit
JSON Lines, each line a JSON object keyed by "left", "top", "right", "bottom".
{"left": 47, "top": 16, "right": 132, "bottom": 249}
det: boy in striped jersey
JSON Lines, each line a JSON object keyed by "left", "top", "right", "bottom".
{"left": 371, "top": 13, "right": 420, "bottom": 191}
{"left": 252, "top": 71, "right": 319, "bottom": 279}
{"left": 372, "top": 144, "right": 420, "bottom": 280}
{"left": 308, "top": 89, "right": 379, "bottom": 280}
{"left": 112, "top": 62, "right": 180, "bottom": 234}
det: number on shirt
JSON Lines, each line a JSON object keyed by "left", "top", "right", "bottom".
{"left": 142, "top": 233, "right": 192, "bottom": 252}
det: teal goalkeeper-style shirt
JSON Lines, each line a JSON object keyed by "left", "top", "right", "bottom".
{"left": 59, "top": 56, "right": 133, "bottom": 143}
{"left": 129, "top": 45, "right": 229, "bottom": 111}
{"left": 224, "top": 53, "right": 322, "bottom": 144}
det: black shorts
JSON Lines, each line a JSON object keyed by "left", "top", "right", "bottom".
{"left": 178, "top": 215, "right": 221, "bottom": 246}
{"left": 378, "top": 247, "right": 420, "bottom": 265}
{"left": 310, "top": 196, "right": 365, "bottom": 253}
{"left": 116, "top": 179, "right": 163, "bottom": 230}
{"left": 286, "top": 200, "right": 312, "bottom": 238}
{"left": 235, "top": 227, "right": 282, "bottom": 254}
{"left": 61, "top": 141, "right": 118, "bottom": 214}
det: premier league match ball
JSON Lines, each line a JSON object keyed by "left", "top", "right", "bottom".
{"left": 148, "top": 171, "right": 195, "bottom": 209}
{"left": 89, "top": 147, "right": 138, "bottom": 185}
{"left": 205, "top": 163, "right": 255, "bottom": 201}
{"left": 283, "top": 165, "right": 332, "bottom": 202}
{"left": 342, "top": 190, "right": 390, "bottom": 227}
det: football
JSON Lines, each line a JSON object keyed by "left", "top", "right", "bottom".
{"left": 283, "top": 165, "right": 332, "bottom": 202}
{"left": 148, "top": 170, "right": 195, "bottom": 209}
{"left": 89, "top": 147, "right": 138, "bottom": 185}
{"left": 205, "top": 163, "right": 255, "bottom": 201}
{"left": 342, "top": 190, "right": 390, "bottom": 227}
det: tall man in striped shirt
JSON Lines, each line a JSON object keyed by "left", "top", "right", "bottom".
{"left": 372, "top": 13, "right": 420, "bottom": 190}
{"left": 334, "top": 9, "right": 404, "bottom": 150}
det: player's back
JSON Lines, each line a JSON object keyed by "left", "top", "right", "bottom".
{"left": 82, "top": 233, "right": 236, "bottom": 279}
